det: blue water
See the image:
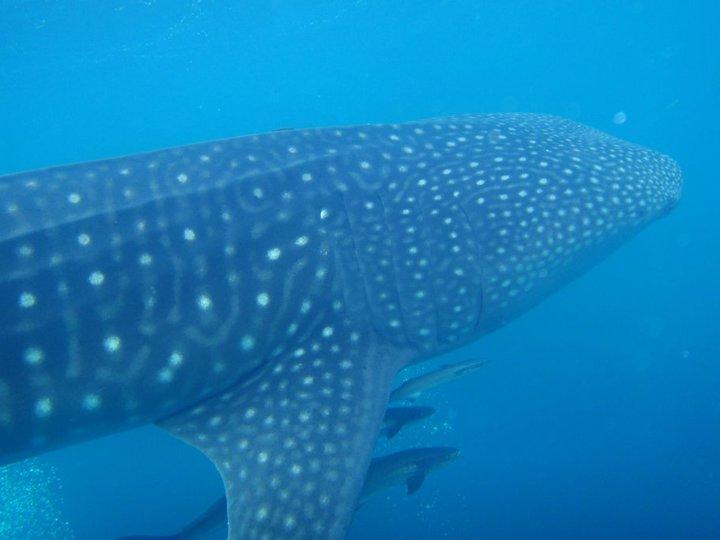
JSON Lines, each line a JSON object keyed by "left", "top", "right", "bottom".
{"left": 1, "top": 1, "right": 718, "bottom": 539}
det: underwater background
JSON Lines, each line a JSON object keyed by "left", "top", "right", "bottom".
{"left": 0, "top": 1, "right": 718, "bottom": 539}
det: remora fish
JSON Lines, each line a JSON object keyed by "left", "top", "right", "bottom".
{"left": 381, "top": 405, "right": 436, "bottom": 438}
{"left": 0, "top": 114, "right": 681, "bottom": 539}
{"left": 390, "top": 359, "right": 487, "bottom": 402}
{"left": 118, "top": 447, "right": 460, "bottom": 540}
{"left": 358, "top": 446, "right": 460, "bottom": 505}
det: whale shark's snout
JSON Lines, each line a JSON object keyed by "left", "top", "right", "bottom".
{"left": 609, "top": 148, "right": 682, "bottom": 225}
{"left": 655, "top": 153, "right": 683, "bottom": 216}
{"left": 460, "top": 115, "right": 683, "bottom": 330}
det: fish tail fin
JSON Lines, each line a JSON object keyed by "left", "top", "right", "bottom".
{"left": 385, "top": 421, "right": 403, "bottom": 439}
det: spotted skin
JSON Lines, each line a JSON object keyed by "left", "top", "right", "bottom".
{"left": 0, "top": 114, "right": 681, "bottom": 538}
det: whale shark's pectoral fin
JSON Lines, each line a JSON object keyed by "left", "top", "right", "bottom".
{"left": 159, "top": 329, "right": 402, "bottom": 539}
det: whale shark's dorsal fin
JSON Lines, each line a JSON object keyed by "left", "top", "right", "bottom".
{"left": 159, "top": 324, "right": 403, "bottom": 539}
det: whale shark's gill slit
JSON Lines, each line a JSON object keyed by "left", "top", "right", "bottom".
{"left": 456, "top": 201, "right": 485, "bottom": 330}
{"left": 158, "top": 325, "right": 405, "bottom": 540}
{"left": 374, "top": 190, "right": 415, "bottom": 347}
{"left": 414, "top": 189, "right": 442, "bottom": 348}
{"left": 337, "top": 191, "right": 376, "bottom": 335}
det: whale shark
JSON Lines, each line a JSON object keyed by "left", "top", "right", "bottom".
{"left": 0, "top": 113, "right": 681, "bottom": 539}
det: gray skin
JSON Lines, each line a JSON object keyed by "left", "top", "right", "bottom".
{"left": 0, "top": 114, "right": 681, "bottom": 539}
{"left": 381, "top": 405, "right": 436, "bottom": 438}
{"left": 390, "top": 358, "right": 487, "bottom": 402}
{"left": 117, "top": 447, "right": 460, "bottom": 540}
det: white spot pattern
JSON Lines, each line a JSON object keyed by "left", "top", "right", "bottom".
{"left": 0, "top": 113, "right": 681, "bottom": 540}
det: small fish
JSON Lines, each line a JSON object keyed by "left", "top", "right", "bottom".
{"left": 381, "top": 405, "right": 436, "bottom": 439}
{"left": 358, "top": 446, "right": 460, "bottom": 505}
{"left": 390, "top": 359, "right": 487, "bottom": 402}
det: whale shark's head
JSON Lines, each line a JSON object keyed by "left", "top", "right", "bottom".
{"left": 457, "top": 115, "right": 682, "bottom": 329}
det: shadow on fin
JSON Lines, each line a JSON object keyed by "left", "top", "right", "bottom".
{"left": 406, "top": 472, "right": 426, "bottom": 495}
{"left": 385, "top": 421, "right": 403, "bottom": 439}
